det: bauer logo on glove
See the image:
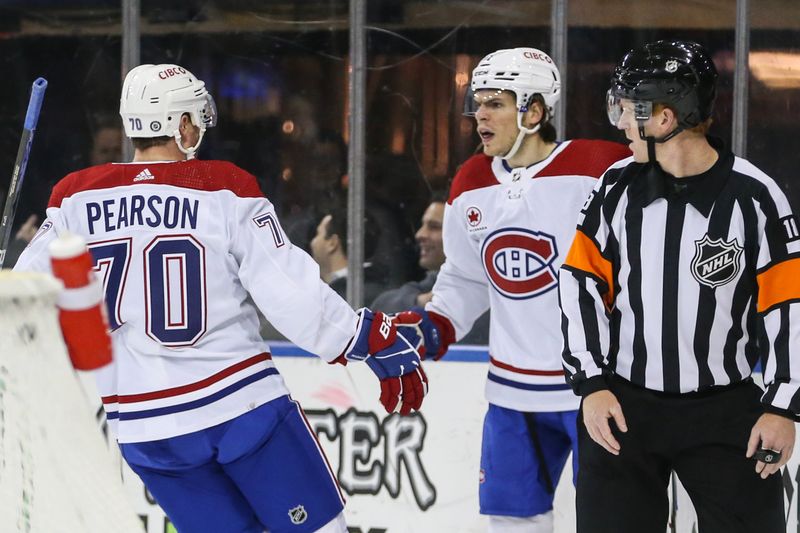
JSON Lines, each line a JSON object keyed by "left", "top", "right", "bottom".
{"left": 344, "top": 308, "right": 429, "bottom": 415}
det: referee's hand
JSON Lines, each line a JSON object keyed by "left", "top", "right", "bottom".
{"left": 746, "top": 413, "right": 795, "bottom": 479}
{"left": 583, "top": 390, "right": 628, "bottom": 456}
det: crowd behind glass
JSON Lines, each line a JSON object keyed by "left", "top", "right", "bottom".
{"left": 1, "top": 1, "right": 798, "bottom": 345}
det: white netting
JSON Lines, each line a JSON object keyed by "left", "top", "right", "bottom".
{"left": 0, "top": 270, "right": 143, "bottom": 533}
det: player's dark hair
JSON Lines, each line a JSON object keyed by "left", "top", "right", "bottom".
{"left": 529, "top": 93, "right": 557, "bottom": 143}
{"left": 131, "top": 136, "right": 172, "bottom": 151}
{"left": 429, "top": 190, "right": 448, "bottom": 205}
{"left": 325, "top": 205, "right": 381, "bottom": 261}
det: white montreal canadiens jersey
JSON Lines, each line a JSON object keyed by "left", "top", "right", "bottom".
{"left": 427, "top": 140, "right": 630, "bottom": 412}
{"left": 15, "top": 160, "right": 358, "bottom": 443}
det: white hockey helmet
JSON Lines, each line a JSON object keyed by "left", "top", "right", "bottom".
{"left": 466, "top": 48, "right": 562, "bottom": 160}
{"left": 468, "top": 47, "right": 561, "bottom": 114}
{"left": 119, "top": 64, "right": 217, "bottom": 158}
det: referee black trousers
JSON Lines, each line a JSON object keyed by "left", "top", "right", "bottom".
{"left": 576, "top": 377, "right": 784, "bottom": 533}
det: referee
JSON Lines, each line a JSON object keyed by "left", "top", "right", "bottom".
{"left": 559, "top": 40, "right": 797, "bottom": 533}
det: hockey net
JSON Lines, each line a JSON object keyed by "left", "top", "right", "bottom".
{"left": 0, "top": 270, "right": 143, "bottom": 533}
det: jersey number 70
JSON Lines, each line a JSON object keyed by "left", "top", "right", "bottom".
{"left": 89, "top": 235, "right": 207, "bottom": 347}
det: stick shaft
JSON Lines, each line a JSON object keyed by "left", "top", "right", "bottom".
{"left": 0, "top": 77, "right": 48, "bottom": 269}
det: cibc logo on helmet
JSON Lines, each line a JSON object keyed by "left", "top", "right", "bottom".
{"left": 158, "top": 66, "right": 187, "bottom": 79}
{"left": 481, "top": 228, "right": 559, "bottom": 300}
{"left": 522, "top": 50, "right": 553, "bottom": 64}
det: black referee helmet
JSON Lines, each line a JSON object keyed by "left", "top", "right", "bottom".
{"left": 609, "top": 40, "right": 718, "bottom": 137}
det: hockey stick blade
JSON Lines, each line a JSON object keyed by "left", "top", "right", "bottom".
{"left": 0, "top": 77, "right": 48, "bottom": 269}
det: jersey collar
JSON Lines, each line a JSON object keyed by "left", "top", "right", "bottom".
{"left": 634, "top": 136, "right": 733, "bottom": 218}
{"left": 492, "top": 141, "right": 569, "bottom": 184}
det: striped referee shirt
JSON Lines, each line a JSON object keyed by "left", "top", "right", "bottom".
{"left": 559, "top": 137, "right": 800, "bottom": 418}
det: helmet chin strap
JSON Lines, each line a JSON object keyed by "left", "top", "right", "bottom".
{"left": 637, "top": 121, "right": 684, "bottom": 163}
{"left": 173, "top": 128, "right": 206, "bottom": 160}
{"left": 501, "top": 112, "right": 541, "bottom": 161}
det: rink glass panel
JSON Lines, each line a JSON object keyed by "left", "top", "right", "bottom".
{"left": 0, "top": 1, "right": 122, "bottom": 234}
{"left": 566, "top": 1, "right": 736, "bottom": 149}
{"left": 748, "top": 27, "right": 800, "bottom": 212}
{"left": 1, "top": 1, "right": 800, "bottom": 340}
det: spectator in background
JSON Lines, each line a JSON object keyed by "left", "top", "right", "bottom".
{"left": 1, "top": 213, "right": 39, "bottom": 268}
{"left": 364, "top": 153, "right": 431, "bottom": 287}
{"left": 2, "top": 117, "right": 120, "bottom": 269}
{"left": 372, "top": 195, "right": 489, "bottom": 344}
{"left": 372, "top": 196, "right": 445, "bottom": 309}
{"left": 89, "top": 121, "right": 123, "bottom": 166}
{"left": 310, "top": 204, "right": 384, "bottom": 305}
{"left": 277, "top": 93, "right": 427, "bottom": 285}
{"left": 280, "top": 116, "right": 349, "bottom": 253}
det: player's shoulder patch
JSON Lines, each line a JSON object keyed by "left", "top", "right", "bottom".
{"left": 30, "top": 219, "right": 54, "bottom": 244}
{"left": 448, "top": 154, "right": 498, "bottom": 204}
{"left": 538, "top": 139, "right": 631, "bottom": 179}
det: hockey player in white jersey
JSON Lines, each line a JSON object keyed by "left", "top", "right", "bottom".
{"left": 393, "top": 48, "right": 629, "bottom": 532}
{"left": 14, "top": 64, "right": 428, "bottom": 533}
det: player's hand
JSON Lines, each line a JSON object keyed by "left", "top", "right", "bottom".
{"left": 393, "top": 306, "right": 445, "bottom": 360}
{"left": 415, "top": 291, "right": 433, "bottom": 307}
{"left": 345, "top": 308, "right": 429, "bottom": 415}
{"left": 582, "top": 390, "right": 627, "bottom": 456}
{"left": 746, "top": 413, "right": 795, "bottom": 479}
{"left": 15, "top": 214, "right": 39, "bottom": 243}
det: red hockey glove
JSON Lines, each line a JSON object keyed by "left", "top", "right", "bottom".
{"left": 393, "top": 306, "right": 455, "bottom": 360}
{"left": 344, "top": 308, "right": 428, "bottom": 415}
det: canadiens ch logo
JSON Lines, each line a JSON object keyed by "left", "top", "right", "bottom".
{"left": 466, "top": 206, "right": 482, "bottom": 227}
{"left": 288, "top": 504, "right": 308, "bottom": 525}
{"left": 481, "top": 228, "right": 559, "bottom": 299}
{"left": 690, "top": 235, "right": 743, "bottom": 288}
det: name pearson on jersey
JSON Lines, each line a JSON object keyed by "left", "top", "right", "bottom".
{"left": 86, "top": 194, "right": 199, "bottom": 235}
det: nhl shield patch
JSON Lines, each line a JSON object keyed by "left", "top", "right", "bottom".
{"left": 690, "top": 235, "right": 743, "bottom": 288}
{"left": 288, "top": 504, "right": 308, "bottom": 525}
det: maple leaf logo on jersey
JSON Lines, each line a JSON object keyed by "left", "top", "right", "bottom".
{"left": 466, "top": 206, "right": 482, "bottom": 227}
{"left": 690, "top": 235, "right": 743, "bottom": 288}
